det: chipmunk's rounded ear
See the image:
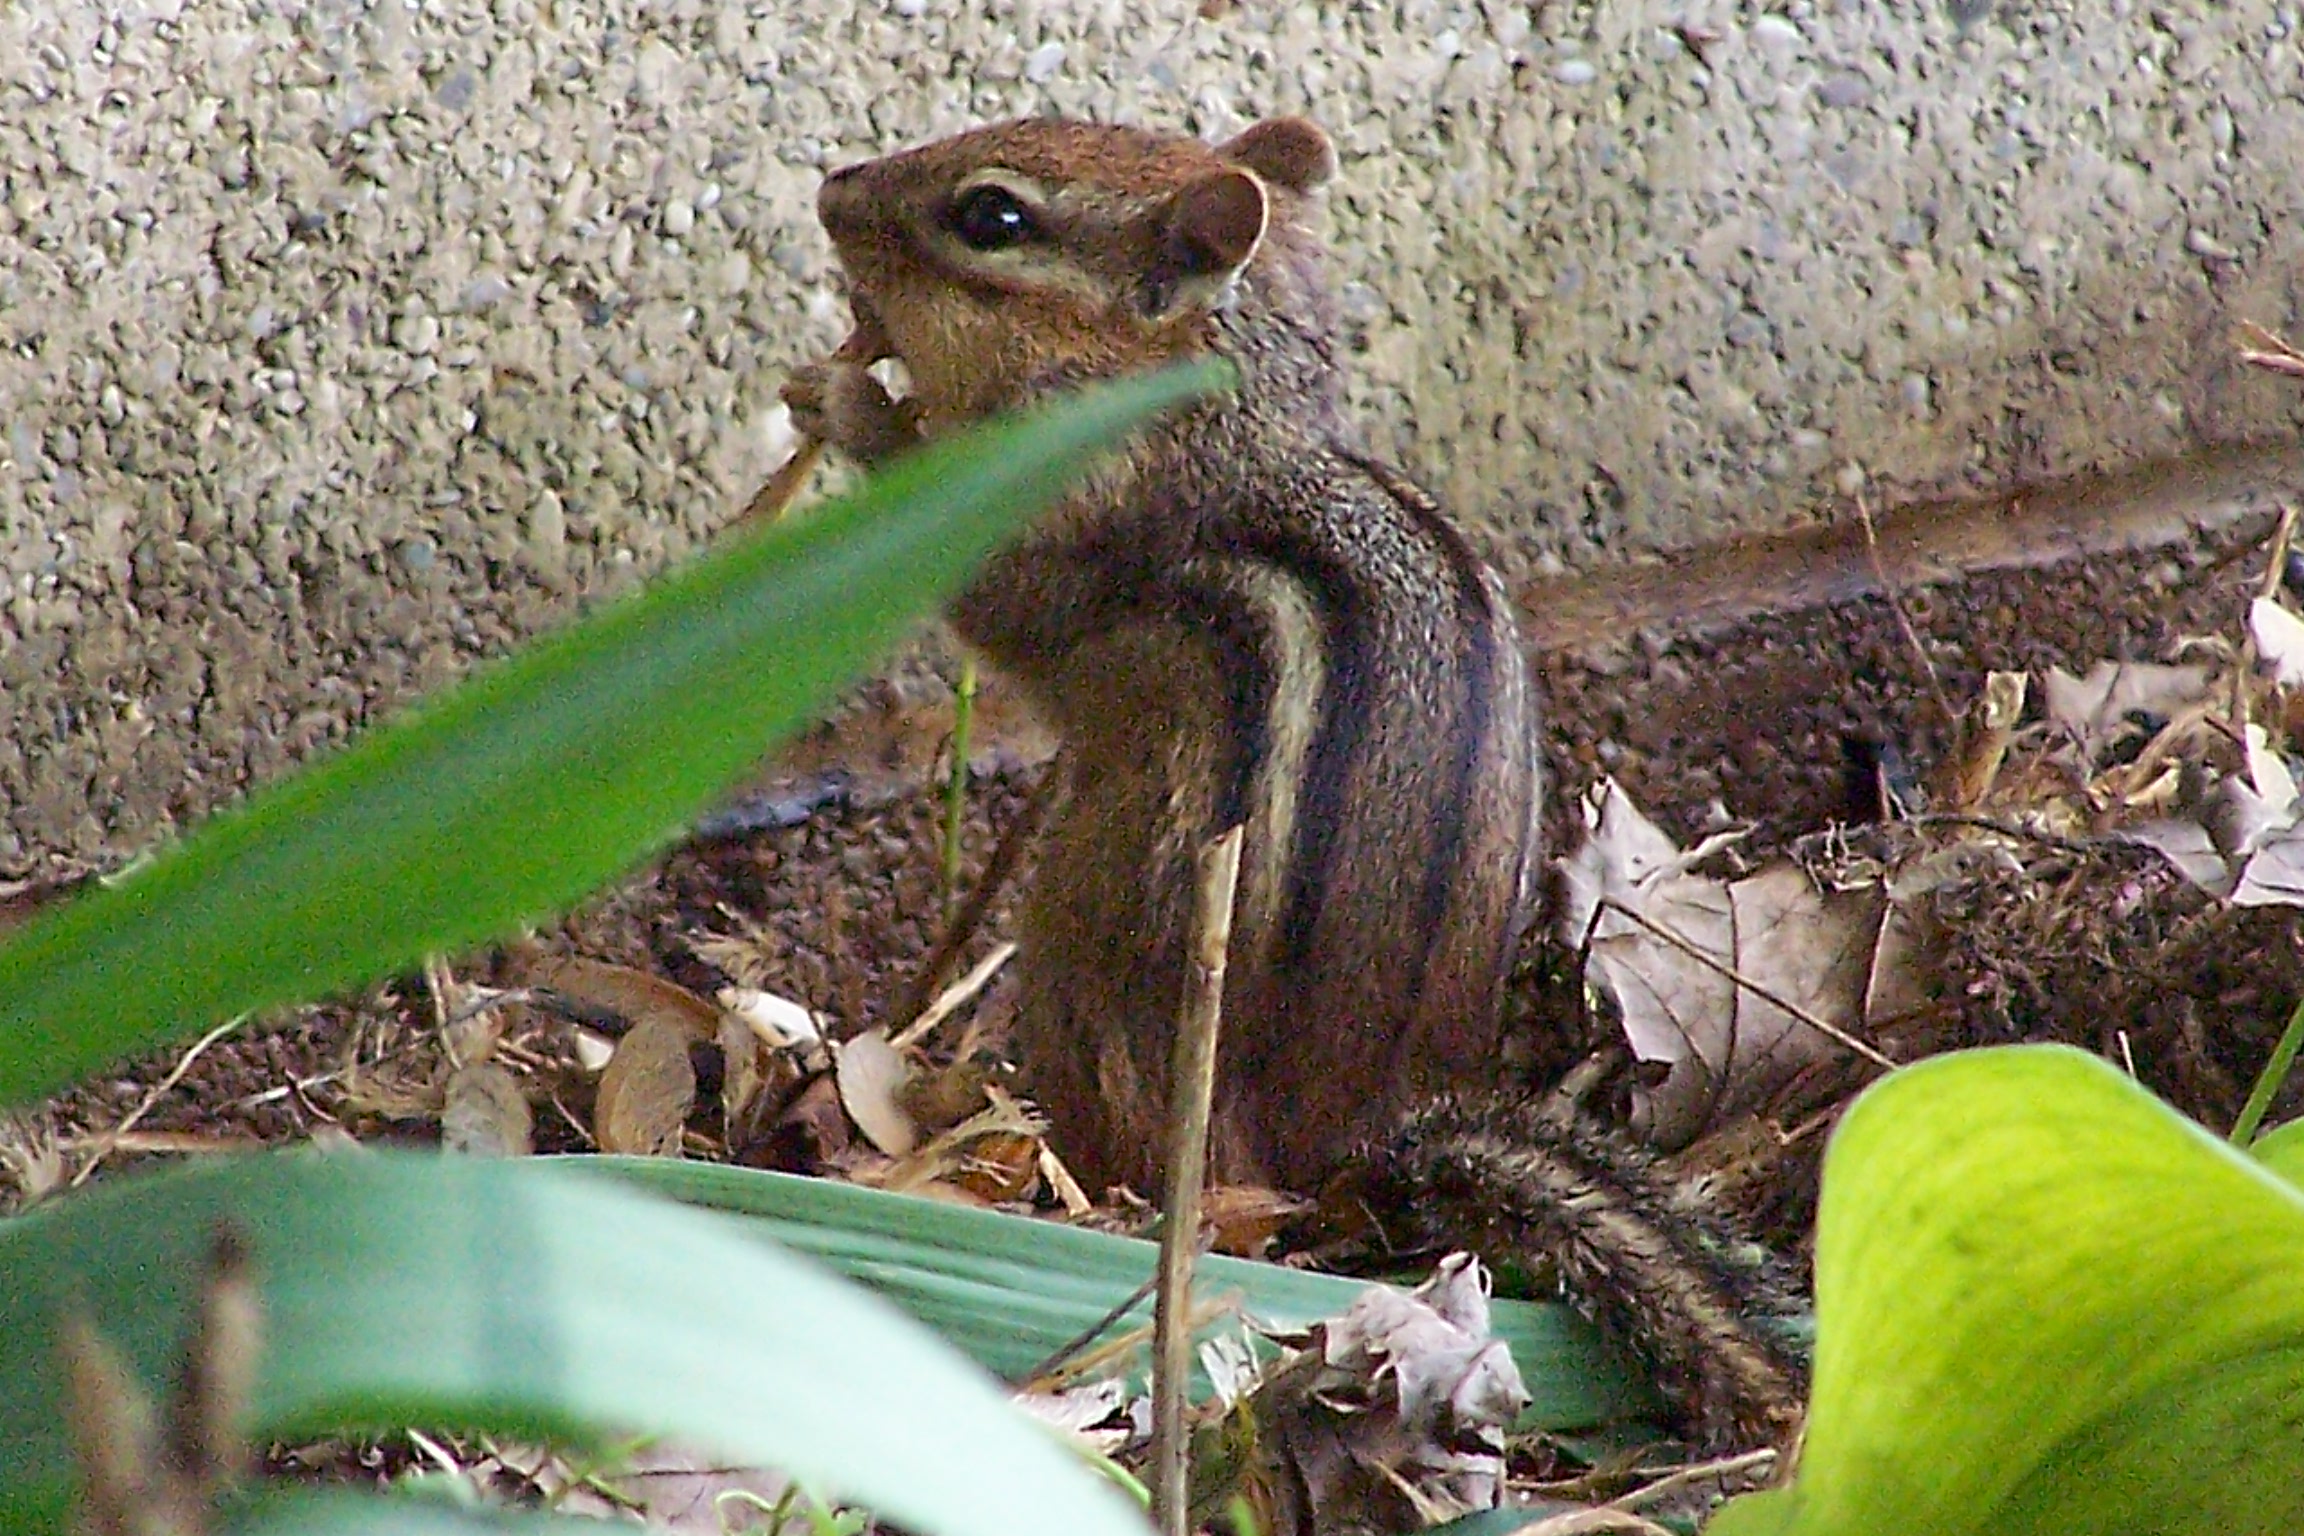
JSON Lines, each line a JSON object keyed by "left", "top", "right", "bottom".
{"left": 1171, "top": 168, "right": 1269, "bottom": 277}
{"left": 1140, "top": 166, "right": 1269, "bottom": 320}
{"left": 1220, "top": 117, "right": 1337, "bottom": 192}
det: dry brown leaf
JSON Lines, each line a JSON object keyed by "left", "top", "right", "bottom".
{"left": 719, "top": 1008, "right": 766, "bottom": 1128}
{"left": 1558, "top": 780, "right": 1914, "bottom": 1146}
{"left": 595, "top": 1016, "right": 695, "bottom": 1158}
{"left": 761, "top": 1072, "right": 855, "bottom": 1172}
{"left": 945, "top": 1130, "right": 1043, "bottom": 1204}
{"left": 1942, "top": 669, "right": 2027, "bottom": 810}
{"left": 1201, "top": 1184, "right": 1311, "bottom": 1257}
{"left": 899, "top": 1053, "right": 999, "bottom": 1136}
{"left": 834, "top": 1030, "right": 918, "bottom": 1157}
{"left": 1011, "top": 1378, "right": 1132, "bottom": 1447}
{"left": 2125, "top": 722, "right": 2304, "bottom": 907}
{"left": 1557, "top": 782, "right": 1735, "bottom": 1143}
{"left": 862, "top": 1091, "right": 1045, "bottom": 1195}
{"left": 1248, "top": 1254, "right": 1527, "bottom": 1532}
{"left": 526, "top": 956, "right": 722, "bottom": 1042}
{"left": 2043, "top": 660, "right": 2213, "bottom": 761}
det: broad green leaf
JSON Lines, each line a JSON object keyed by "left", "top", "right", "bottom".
{"left": 2249, "top": 1115, "right": 2304, "bottom": 1187}
{"left": 1709, "top": 1044, "right": 2304, "bottom": 1536}
{"left": 0, "top": 1153, "right": 1143, "bottom": 1536}
{"left": 0, "top": 362, "right": 1226, "bottom": 1111}
{"left": 593, "top": 1157, "right": 1658, "bottom": 1430}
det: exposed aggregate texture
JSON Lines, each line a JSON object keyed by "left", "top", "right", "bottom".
{"left": 3, "top": 0, "right": 2302, "bottom": 872}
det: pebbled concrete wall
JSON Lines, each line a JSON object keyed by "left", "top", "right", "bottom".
{"left": 4, "top": 0, "right": 2302, "bottom": 874}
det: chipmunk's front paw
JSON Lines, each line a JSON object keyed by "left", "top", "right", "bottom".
{"left": 781, "top": 360, "right": 921, "bottom": 466}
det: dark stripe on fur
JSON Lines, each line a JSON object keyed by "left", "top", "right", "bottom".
{"left": 1345, "top": 453, "right": 1504, "bottom": 1006}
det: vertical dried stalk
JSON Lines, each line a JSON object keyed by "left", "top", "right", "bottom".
{"left": 941, "top": 655, "right": 980, "bottom": 920}
{"left": 1149, "top": 824, "right": 1244, "bottom": 1536}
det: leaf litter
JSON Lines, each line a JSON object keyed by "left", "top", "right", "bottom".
{"left": 22, "top": 500, "right": 2304, "bottom": 1526}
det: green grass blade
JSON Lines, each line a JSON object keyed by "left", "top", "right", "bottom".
{"left": 0, "top": 362, "right": 1226, "bottom": 1111}
{"left": 0, "top": 1153, "right": 1144, "bottom": 1536}
{"left": 592, "top": 1157, "right": 1659, "bottom": 1430}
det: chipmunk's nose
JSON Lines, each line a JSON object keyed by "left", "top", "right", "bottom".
{"left": 816, "top": 161, "right": 873, "bottom": 244}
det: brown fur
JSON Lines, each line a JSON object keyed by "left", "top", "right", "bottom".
{"left": 786, "top": 116, "right": 1542, "bottom": 1193}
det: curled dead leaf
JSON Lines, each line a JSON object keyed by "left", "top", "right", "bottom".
{"left": 595, "top": 1016, "right": 695, "bottom": 1158}
{"left": 524, "top": 956, "right": 722, "bottom": 1042}
{"left": 1245, "top": 1254, "right": 1528, "bottom": 1531}
{"left": 835, "top": 1030, "right": 918, "bottom": 1158}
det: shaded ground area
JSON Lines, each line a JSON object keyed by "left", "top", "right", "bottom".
{"left": 18, "top": 441, "right": 2304, "bottom": 1231}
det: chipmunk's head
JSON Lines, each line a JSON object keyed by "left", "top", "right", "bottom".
{"left": 815, "top": 115, "right": 1337, "bottom": 429}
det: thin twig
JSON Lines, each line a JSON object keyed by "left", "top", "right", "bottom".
{"left": 2240, "top": 321, "right": 2304, "bottom": 379}
{"left": 733, "top": 439, "right": 826, "bottom": 529}
{"left": 1906, "top": 812, "right": 2096, "bottom": 856}
{"left": 1856, "top": 492, "right": 1959, "bottom": 735}
{"left": 941, "top": 656, "right": 979, "bottom": 922}
{"left": 1599, "top": 896, "right": 1898, "bottom": 1069}
{"left": 1016, "top": 1271, "right": 1161, "bottom": 1387}
{"left": 2242, "top": 350, "right": 2304, "bottom": 379}
{"left": 69, "top": 1015, "right": 246, "bottom": 1187}
{"left": 1605, "top": 1447, "right": 1779, "bottom": 1510}
{"left": 2255, "top": 502, "right": 2298, "bottom": 602}
{"left": 891, "top": 763, "right": 1059, "bottom": 1028}
{"left": 1149, "top": 825, "right": 1244, "bottom": 1536}
{"left": 890, "top": 940, "right": 1017, "bottom": 1052}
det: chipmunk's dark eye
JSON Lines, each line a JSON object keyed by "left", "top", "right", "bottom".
{"left": 943, "top": 184, "right": 1042, "bottom": 251}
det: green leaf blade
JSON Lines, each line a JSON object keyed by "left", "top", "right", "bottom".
{"left": 590, "top": 1156, "right": 1658, "bottom": 1430}
{"left": 0, "top": 362, "right": 1227, "bottom": 1109}
{"left": 1709, "top": 1044, "right": 2304, "bottom": 1536}
{"left": 0, "top": 1153, "right": 1146, "bottom": 1536}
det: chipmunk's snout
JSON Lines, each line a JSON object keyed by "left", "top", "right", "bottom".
{"left": 815, "top": 162, "right": 870, "bottom": 242}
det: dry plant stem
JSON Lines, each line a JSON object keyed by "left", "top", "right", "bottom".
{"left": 2231, "top": 988, "right": 2304, "bottom": 1145}
{"left": 1017, "top": 1270, "right": 1162, "bottom": 1387}
{"left": 2240, "top": 321, "right": 2304, "bottom": 378}
{"left": 2242, "top": 351, "right": 2304, "bottom": 379}
{"left": 1907, "top": 812, "right": 2095, "bottom": 855}
{"left": 2224, "top": 501, "right": 2301, "bottom": 733}
{"left": 1150, "top": 824, "right": 1245, "bottom": 1536}
{"left": 1857, "top": 493, "right": 1959, "bottom": 736}
{"left": 1604, "top": 1447, "right": 1778, "bottom": 1511}
{"left": 1514, "top": 1511, "right": 1679, "bottom": 1536}
{"left": 892, "top": 764, "right": 1059, "bottom": 1028}
{"left": 890, "top": 940, "right": 1016, "bottom": 1052}
{"left": 737, "top": 325, "right": 886, "bottom": 529}
{"left": 1599, "top": 896, "right": 1899, "bottom": 1070}
{"left": 942, "top": 656, "right": 979, "bottom": 921}
{"left": 423, "top": 955, "right": 460, "bottom": 1033}
{"left": 70, "top": 1015, "right": 245, "bottom": 1188}
{"left": 2256, "top": 501, "right": 2298, "bottom": 601}
{"left": 735, "top": 438, "right": 828, "bottom": 528}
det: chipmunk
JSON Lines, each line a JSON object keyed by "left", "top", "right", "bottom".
{"left": 782, "top": 115, "right": 1805, "bottom": 1446}
{"left": 782, "top": 115, "right": 1542, "bottom": 1197}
